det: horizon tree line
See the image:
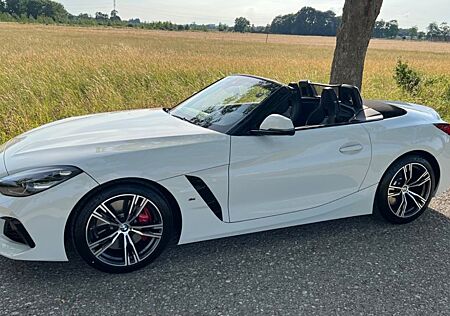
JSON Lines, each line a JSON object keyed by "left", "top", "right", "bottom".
{"left": 0, "top": 0, "right": 448, "bottom": 41}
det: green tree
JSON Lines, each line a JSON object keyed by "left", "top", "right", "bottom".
{"left": 5, "top": 0, "right": 26, "bottom": 16}
{"left": 408, "top": 26, "right": 418, "bottom": 39}
{"left": 0, "top": 12, "right": 15, "bottom": 21}
{"left": 218, "top": 22, "right": 228, "bottom": 32}
{"left": 26, "top": 0, "right": 42, "bottom": 18}
{"left": 292, "top": 7, "right": 338, "bottom": 36}
{"left": 440, "top": 22, "right": 449, "bottom": 41}
{"left": 4, "top": 0, "right": 67, "bottom": 21}
{"left": 385, "top": 20, "right": 399, "bottom": 38}
{"left": 373, "top": 20, "right": 386, "bottom": 38}
{"left": 234, "top": 17, "right": 250, "bottom": 33}
{"left": 270, "top": 7, "right": 339, "bottom": 36}
{"left": 270, "top": 14, "right": 294, "bottom": 34}
{"left": 78, "top": 13, "right": 90, "bottom": 19}
{"left": 128, "top": 18, "right": 140, "bottom": 24}
{"left": 43, "top": 0, "right": 67, "bottom": 21}
{"left": 95, "top": 11, "right": 108, "bottom": 21}
{"left": 427, "top": 22, "right": 441, "bottom": 40}
{"left": 110, "top": 9, "right": 120, "bottom": 22}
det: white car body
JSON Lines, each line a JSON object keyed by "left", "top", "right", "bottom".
{"left": 1, "top": 77, "right": 450, "bottom": 263}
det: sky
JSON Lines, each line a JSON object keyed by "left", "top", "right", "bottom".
{"left": 58, "top": 0, "right": 450, "bottom": 30}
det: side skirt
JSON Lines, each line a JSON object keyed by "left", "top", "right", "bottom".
{"left": 159, "top": 175, "right": 378, "bottom": 245}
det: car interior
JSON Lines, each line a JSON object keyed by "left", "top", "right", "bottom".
{"left": 277, "top": 81, "right": 385, "bottom": 129}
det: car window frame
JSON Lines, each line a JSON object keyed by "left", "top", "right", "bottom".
{"left": 230, "top": 87, "right": 385, "bottom": 136}
{"left": 227, "top": 86, "right": 292, "bottom": 136}
{"left": 169, "top": 75, "right": 284, "bottom": 135}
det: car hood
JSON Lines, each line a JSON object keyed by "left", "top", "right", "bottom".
{"left": 4, "top": 109, "right": 230, "bottom": 181}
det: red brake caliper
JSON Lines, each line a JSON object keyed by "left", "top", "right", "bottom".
{"left": 137, "top": 208, "right": 152, "bottom": 241}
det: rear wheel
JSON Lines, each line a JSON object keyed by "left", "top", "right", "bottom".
{"left": 73, "top": 184, "right": 173, "bottom": 273}
{"left": 376, "top": 156, "right": 435, "bottom": 224}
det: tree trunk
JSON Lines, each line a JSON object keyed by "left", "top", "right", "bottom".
{"left": 330, "top": 0, "right": 383, "bottom": 90}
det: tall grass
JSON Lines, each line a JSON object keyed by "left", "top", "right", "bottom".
{"left": 0, "top": 23, "right": 449, "bottom": 143}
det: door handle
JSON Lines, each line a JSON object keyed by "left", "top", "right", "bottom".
{"left": 339, "top": 143, "right": 363, "bottom": 154}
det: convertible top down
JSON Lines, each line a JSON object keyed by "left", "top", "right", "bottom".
{"left": 1, "top": 75, "right": 449, "bottom": 273}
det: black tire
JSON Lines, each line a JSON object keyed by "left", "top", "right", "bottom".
{"left": 375, "top": 155, "right": 435, "bottom": 224}
{"left": 72, "top": 184, "right": 174, "bottom": 273}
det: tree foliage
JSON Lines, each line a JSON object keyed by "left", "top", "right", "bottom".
{"left": 234, "top": 17, "right": 250, "bottom": 33}
{"left": 373, "top": 20, "right": 399, "bottom": 38}
{"left": 110, "top": 9, "right": 120, "bottom": 22}
{"left": 1, "top": 0, "right": 68, "bottom": 21}
{"left": 95, "top": 11, "right": 108, "bottom": 21}
{"left": 427, "top": 22, "right": 449, "bottom": 41}
{"left": 0, "top": 0, "right": 448, "bottom": 42}
{"left": 394, "top": 59, "right": 422, "bottom": 94}
{"left": 270, "top": 7, "right": 339, "bottom": 36}
{"left": 408, "top": 26, "right": 418, "bottom": 38}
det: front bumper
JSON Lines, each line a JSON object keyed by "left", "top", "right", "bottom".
{"left": 0, "top": 173, "right": 98, "bottom": 261}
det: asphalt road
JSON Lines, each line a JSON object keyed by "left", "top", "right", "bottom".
{"left": 1, "top": 194, "right": 449, "bottom": 316}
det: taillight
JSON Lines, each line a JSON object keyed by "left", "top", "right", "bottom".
{"left": 434, "top": 123, "right": 450, "bottom": 135}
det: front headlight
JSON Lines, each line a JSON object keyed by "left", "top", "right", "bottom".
{"left": 0, "top": 166, "right": 82, "bottom": 197}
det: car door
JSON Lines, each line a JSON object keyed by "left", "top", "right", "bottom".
{"left": 228, "top": 124, "right": 372, "bottom": 222}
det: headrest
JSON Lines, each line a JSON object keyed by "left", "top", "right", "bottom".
{"left": 299, "top": 80, "right": 316, "bottom": 97}
{"left": 288, "top": 82, "right": 301, "bottom": 96}
{"left": 320, "top": 88, "right": 339, "bottom": 115}
{"left": 339, "top": 84, "right": 363, "bottom": 111}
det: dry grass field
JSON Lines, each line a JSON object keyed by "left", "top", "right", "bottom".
{"left": 0, "top": 23, "right": 449, "bottom": 143}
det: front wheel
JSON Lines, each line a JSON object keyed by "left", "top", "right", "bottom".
{"left": 375, "top": 156, "right": 435, "bottom": 224}
{"left": 73, "top": 184, "right": 174, "bottom": 273}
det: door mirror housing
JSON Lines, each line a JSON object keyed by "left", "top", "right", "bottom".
{"left": 252, "top": 114, "right": 295, "bottom": 136}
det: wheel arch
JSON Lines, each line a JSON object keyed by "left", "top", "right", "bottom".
{"left": 64, "top": 177, "right": 183, "bottom": 255}
{"left": 385, "top": 150, "right": 441, "bottom": 195}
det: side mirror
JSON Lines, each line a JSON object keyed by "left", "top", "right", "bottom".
{"left": 252, "top": 114, "right": 295, "bottom": 136}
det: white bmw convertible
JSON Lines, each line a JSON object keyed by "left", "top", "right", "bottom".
{"left": 1, "top": 75, "right": 449, "bottom": 273}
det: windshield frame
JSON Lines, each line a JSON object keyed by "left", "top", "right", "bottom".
{"left": 168, "top": 75, "right": 284, "bottom": 134}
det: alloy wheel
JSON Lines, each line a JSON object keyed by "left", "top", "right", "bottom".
{"left": 387, "top": 163, "right": 432, "bottom": 218}
{"left": 85, "top": 194, "right": 164, "bottom": 267}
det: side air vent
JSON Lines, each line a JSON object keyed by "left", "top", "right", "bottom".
{"left": 185, "top": 176, "right": 223, "bottom": 221}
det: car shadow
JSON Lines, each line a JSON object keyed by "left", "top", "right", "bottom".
{"left": 1, "top": 208, "right": 449, "bottom": 314}
{"left": 3, "top": 208, "right": 450, "bottom": 277}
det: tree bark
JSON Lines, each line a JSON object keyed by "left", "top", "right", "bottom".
{"left": 330, "top": 0, "right": 383, "bottom": 90}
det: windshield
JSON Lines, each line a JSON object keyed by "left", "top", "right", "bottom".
{"left": 170, "top": 76, "right": 281, "bottom": 133}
